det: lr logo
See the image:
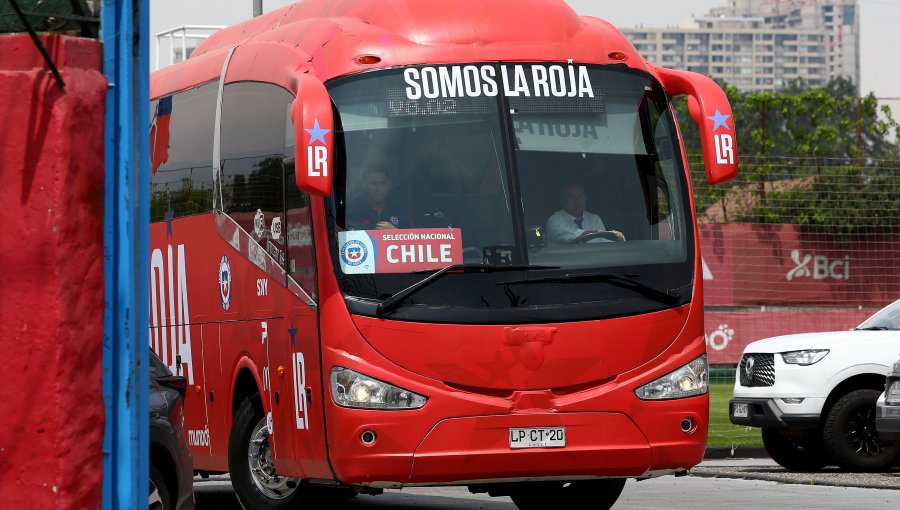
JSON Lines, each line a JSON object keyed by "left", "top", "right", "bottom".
{"left": 707, "top": 109, "right": 734, "bottom": 165}
{"left": 305, "top": 118, "right": 330, "bottom": 177}
{"left": 714, "top": 134, "right": 734, "bottom": 164}
{"left": 786, "top": 250, "right": 850, "bottom": 281}
{"left": 293, "top": 352, "right": 308, "bottom": 430}
{"left": 307, "top": 146, "right": 328, "bottom": 177}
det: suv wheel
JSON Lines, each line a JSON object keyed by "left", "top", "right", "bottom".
{"left": 149, "top": 464, "right": 172, "bottom": 510}
{"left": 761, "top": 427, "right": 828, "bottom": 471}
{"left": 822, "top": 389, "right": 900, "bottom": 471}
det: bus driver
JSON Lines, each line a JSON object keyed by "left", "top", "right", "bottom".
{"left": 546, "top": 183, "right": 625, "bottom": 243}
{"left": 347, "top": 169, "right": 412, "bottom": 230}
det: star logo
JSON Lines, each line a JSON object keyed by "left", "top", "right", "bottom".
{"left": 164, "top": 197, "right": 174, "bottom": 239}
{"left": 305, "top": 119, "right": 331, "bottom": 146}
{"left": 707, "top": 110, "right": 731, "bottom": 132}
{"left": 288, "top": 322, "right": 297, "bottom": 348}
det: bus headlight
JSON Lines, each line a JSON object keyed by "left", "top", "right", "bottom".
{"left": 635, "top": 355, "right": 709, "bottom": 400}
{"left": 330, "top": 367, "right": 427, "bottom": 410}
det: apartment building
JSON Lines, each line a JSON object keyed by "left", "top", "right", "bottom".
{"left": 622, "top": 0, "right": 860, "bottom": 92}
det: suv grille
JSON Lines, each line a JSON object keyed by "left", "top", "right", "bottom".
{"left": 739, "top": 353, "right": 775, "bottom": 387}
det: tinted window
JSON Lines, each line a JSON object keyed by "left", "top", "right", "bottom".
{"left": 285, "top": 161, "right": 317, "bottom": 297}
{"left": 150, "top": 82, "right": 218, "bottom": 222}
{"left": 220, "top": 82, "right": 295, "bottom": 268}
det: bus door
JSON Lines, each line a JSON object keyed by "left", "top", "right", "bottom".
{"left": 217, "top": 81, "right": 327, "bottom": 477}
{"left": 283, "top": 156, "right": 329, "bottom": 479}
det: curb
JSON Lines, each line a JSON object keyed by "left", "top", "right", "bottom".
{"left": 704, "top": 446, "right": 769, "bottom": 459}
{"left": 689, "top": 468, "right": 900, "bottom": 490}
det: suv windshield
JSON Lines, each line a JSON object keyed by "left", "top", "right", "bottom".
{"left": 856, "top": 300, "right": 900, "bottom": 331}
{"left": 324, "top": 63, "right": 694, "bottom": 323}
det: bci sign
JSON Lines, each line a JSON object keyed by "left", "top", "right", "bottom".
{"left": 786, "top": 249, "right": 850, "bottom": 281}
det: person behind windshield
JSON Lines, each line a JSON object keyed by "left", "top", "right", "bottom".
{"left": 346, "top": 169, "right": 411, "bottom": 230}
{"left": 546, "top": 183, "right": 625, "bottom": 243}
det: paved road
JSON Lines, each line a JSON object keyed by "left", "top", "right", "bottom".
{"left": 194, "top": 459, "right": 900, "bottom": 509}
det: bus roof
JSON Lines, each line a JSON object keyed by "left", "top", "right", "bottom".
{"left": 151, "top": 0, "right": 648, "bottom": 98}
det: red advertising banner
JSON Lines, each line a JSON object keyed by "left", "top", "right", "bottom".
{"left": 338, "top": 228, "right": 463, "bottom": 274}
{"left": 700, "top": 224, "right": 900, "bottom": 307}
{"left": 704, "top": 309, "right": 875, "bottom": 364}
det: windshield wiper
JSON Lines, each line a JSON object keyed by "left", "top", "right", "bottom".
{"left": 375, "top": 263, "right": 560, "bottom": 316}
{"left": 853, "top": 326, "right": 890, "bottom": 331}
{"left": 496, "top": 272, "right": 682, "bottom": 305}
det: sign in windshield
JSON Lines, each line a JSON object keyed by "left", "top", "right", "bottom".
{"left": 338, "top": 228, "right": 464, "bottom": 274}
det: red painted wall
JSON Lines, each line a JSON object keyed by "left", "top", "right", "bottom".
{"left": 0, "top": 35, "right": 106, "bottom": 509}
{"left": 701, "top": 223, "right": 900, "bottom": 307}
{"left": 699, "top": 223, "right": 900, "bottom": 363}
{"left": 704, "top": 309, "right": 874, "bottom": 364}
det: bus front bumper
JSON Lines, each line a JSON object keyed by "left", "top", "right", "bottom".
{"left": 328, "top": 406, "right": 707, "bottom": 487}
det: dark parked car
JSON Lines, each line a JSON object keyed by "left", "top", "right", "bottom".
{"left": 876, "top": 358, "right": 900, "bottom": 445}
{"left": 150, "top": 350, "right": 194, "bottom": 510}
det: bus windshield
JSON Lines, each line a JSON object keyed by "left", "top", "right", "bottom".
{"left": 325, "top": 63, "right": 694, "bottom": 323}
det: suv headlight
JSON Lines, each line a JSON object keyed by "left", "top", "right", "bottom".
{"left": 636, "top": 355, "right": 708, "bottom": 400}
{"left": 330, "top": 367, "right": 427, "bottom": 410}
{"left": 886, "top": 377, "right": 900, "bottom": 406}
{"left": 885, "top": 361, "right": 900, "bottom": 405}
{"left": 780, "top": 349, "right": 829, "bottom": 365}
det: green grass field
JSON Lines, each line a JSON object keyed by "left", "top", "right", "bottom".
{"left": 707, "top": 383, "right": 763, "bottom": 448}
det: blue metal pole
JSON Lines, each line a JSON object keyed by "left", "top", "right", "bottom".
{"left": 101, "top": 1, "right": 150, "bottom": 509}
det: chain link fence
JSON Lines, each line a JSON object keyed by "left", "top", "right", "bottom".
{"left": 693, "top": 155, "right": 900, "bottom": 448}
{"left": 690, "top": 155, "right": 900, "bottom": 385}
{"left": 0, "top": 0, "right": 97, "bottom": 35}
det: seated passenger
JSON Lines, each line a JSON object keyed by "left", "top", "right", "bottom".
{"left": 346, "top": 169, "right": 412, "bottom": 230}
{"left": 546, "top": 183, "right": 625, "bottom": 243}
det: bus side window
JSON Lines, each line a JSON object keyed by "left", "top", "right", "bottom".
{"left": 219, "top": 82, "right": 296, "bottom": 269}
{"left": 150, "top": 82, "right": 218, "bottom": 222}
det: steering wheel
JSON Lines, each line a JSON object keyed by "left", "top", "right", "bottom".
{"left": 570, "top": 230, "right": 623, "bottom": 243}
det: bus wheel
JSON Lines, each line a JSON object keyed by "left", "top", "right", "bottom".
{"left": 229, "top": 394, "right": 305, "bottom": 509}
{"left": 509, "top": 479, "right": 626, "bottom": 510}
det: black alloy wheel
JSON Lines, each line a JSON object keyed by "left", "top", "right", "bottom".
{"left": 822, "top": 388, "right": 900, "bottom": 471}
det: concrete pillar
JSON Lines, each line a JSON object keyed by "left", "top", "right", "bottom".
{"left": 0, "top": 34, "right": 106, "bottom": 509}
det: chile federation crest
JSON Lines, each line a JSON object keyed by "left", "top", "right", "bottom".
{"left": 219, "top": 255, "right": 232, "bottom": 311}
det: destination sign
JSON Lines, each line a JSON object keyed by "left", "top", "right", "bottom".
{"left": 403, "top": 64, "right": 596, "bottom": 100}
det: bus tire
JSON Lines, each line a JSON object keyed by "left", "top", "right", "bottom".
{"left": 509, "top": 479, "right": 626, "bottom": 510}
{"left": 228, "top": 393, "right": 306, "bottom": 509}
{"left": 822, "top": 389, "right": 900, "bottom": 471}
{"left": 760, "top": 427, "right": 828, "bottom": 472}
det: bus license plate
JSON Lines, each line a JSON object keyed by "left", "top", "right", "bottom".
{"left": 509, "top": 427, "right": 566, "bottom": 449}
{"left": 733, "top": 403, "right": 749, "bottom": 418}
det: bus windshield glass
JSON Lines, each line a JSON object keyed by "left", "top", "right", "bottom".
{"left": 325, "top": 63, "right": 694, "bottom": 322}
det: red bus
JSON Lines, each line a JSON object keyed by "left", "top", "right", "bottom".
{"left": 148, "top": 1, "right": 738, "bottom": 508}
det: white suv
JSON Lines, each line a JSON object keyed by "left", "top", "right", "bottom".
{"left": 730, "top": 299, "right": 900, "bottom": 471}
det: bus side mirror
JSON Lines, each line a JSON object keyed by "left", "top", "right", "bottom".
{"left": 291, "top": 74, "right": 334, "bottom": 197}
{"left": 653, "top": 66, "right": 738, "bottom": 185}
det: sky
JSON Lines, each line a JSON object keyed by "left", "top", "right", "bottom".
{"left": 150, "top": 0, "right": 900, "bottom": 108}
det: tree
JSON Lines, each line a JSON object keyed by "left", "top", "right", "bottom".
{"left": 675, "top": 77, "right": 899, "bottom": 160}
{"left": 674, "top": 78, "right": 900, "bottom": 238}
